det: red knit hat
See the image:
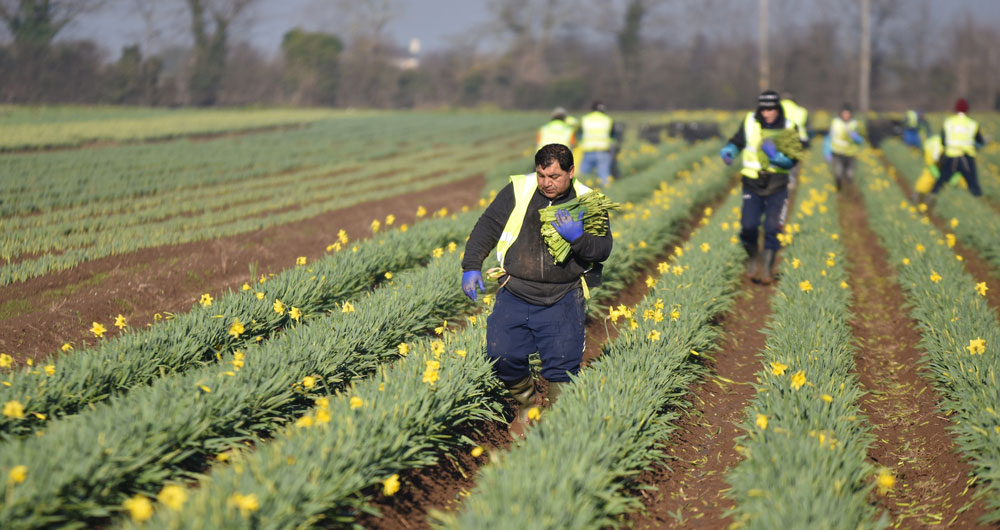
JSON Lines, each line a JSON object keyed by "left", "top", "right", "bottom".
{"left": 955, "top": 98, "right": 969, "bottom": 113}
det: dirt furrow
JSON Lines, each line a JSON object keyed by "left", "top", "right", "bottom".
{"left": 627, "top": 277, "right": 774, "bottom": 529}
{"left": 838, "top": 189, "right": 988, "bottom": 528}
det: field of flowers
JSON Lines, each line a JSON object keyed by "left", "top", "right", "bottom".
{"left": 1, "top": 108, "right": 999, "bottom": 528}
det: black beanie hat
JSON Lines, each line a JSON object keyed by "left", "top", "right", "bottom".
{"left": 757, "top": 90, "right": 780, "bottom": 109}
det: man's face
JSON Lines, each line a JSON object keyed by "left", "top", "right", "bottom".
{"left": 840, "top": 110, "right": 852, "bottom": 121}
{"left": 761, "top": 108, "right": 779, "bottom": 124}
{"left": 536, "top": 161, "right": 574, "bottom": 199}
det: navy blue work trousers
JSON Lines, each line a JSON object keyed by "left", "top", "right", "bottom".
{"left": 486, "top": 287, "right": 586, "bottom": 384}
{"left": 739, "top": 185, "right": 789, "bottom": 252}
{"left": 933, "top": 155, "right": 982, "bottom": 196}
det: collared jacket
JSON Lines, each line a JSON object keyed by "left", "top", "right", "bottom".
{"left": 462, "top": 179, "right": 612, "bottom": 306}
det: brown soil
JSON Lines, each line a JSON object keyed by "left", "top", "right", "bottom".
{"left": 356, "top": 188, "right": 735, "bottom": 530}
{"left": 0, "top": 173, "right": 485, "bottom": 363}
{"left": 838, "top": 189, "right": 988, "bottom": 527}
{"left": 627, "top": 277, "right": 775, "bottom": 529}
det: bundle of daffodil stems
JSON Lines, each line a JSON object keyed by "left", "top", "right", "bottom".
{"left": 539, "top": 190, "right": 620, "bottom": 263}
{"left": 756, "top": 128, "right": 806, "bottom": 167}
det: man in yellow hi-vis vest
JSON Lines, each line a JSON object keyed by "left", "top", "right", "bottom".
{"left": 578, "top": 100, "right": 615, "bottom": 186}
{"left": 929, "top": 98, "right": 985, "bottom": 203}
{"left": 461, "top": 143, "right": 612, "bottom": 436}
{"left": 902, "top": 109, "right": 928, "bottom": 149}
{"left": 719, "top": 90, "right": 800, "bottom": 284}
{"left": 823, "top": 103, "right": 866, "bottom": 191}
{"left": 536, "top": 107, "right": 576, "bottom": 152}
{"left": 913, "top": 134, "right": 964, "bottom": 204}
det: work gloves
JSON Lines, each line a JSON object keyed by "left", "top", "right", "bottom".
{"left": 849, "top": 131, "right": 863, "bottom": 144}
{"left": 760, "top": 138, "right": 779, "bottom": 158}
{"left": 761, "top": 139, "right": 794, "bottom": 169}
{"left": 552, "top": 209, "right": 585, "bottom": 243}
{"left": 720, "top": 143, "right": 738, "bottom": 165}
{"left": 462, "top": 270, "right": 485, "bottom": 301}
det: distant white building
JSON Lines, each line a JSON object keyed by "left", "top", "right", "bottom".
{"left": 394, "top": 37, "right": 421, "bottom": 70}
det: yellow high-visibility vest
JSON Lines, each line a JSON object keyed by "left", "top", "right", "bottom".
{"left": 537, "top": 119, "right": 575, "bottom": 151}
{"left": 580, "top": 111, "right": 613, "bottom": 151}
{"left": 905, "top": 110, "right": 919, "bottom": 129}
{"left": 495, "top": 173, "right": 591, "bottom": 267}
{"left": 924, "top": 135, "right": 942, "bottom": 166}
{"left": 943, "top": 113, "right": 979, "bottom": 158}
{"left": 740, "top": 112, "right": 795, "bottom": 179}
{"left": 780, "top": 99, "right": 809, "bottom": 142}
{"left": 830, "top": 117, "right": 860, "bottom": 157}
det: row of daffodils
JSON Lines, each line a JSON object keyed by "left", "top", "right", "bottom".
{"left": 0, "top": 244, "right": 483, "bottom": 529}
{"left": 855, "top": 149, "right": 1000, "bottom": 523}
{"left": 724, "top": 163, "right": 885, "bottom": 529}
{"left": 0, "top": 210, "right": 472, "bottom": 438}
{"left": 0, "top": 107, "right": 344, "bottom": 150}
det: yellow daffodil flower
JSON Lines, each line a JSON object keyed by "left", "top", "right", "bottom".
{"left": 123, "top": 495, "right": 154, "bottom": 522}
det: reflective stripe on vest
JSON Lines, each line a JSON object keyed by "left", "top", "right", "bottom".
{"left": 495, "top": 174, "right": 591, "bottom": 267}
{"left": 781, "top": 100, "right": 809, "bottom": 142}
{"left": 537, "top": 120, "right": 575, "bottom": 150}
{"left": 580, "top": 111, "right": 613, "bottom": 151}
{"left": 830, "top": 117, "right": 859, "bottom": 156}
{"left": 741, "top": 112, "right": 794, "bottom": 179}
{"left": 944, "top": 113, "right": 978, "bottom": 157}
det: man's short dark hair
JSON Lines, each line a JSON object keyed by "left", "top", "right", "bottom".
{"left": 535, "top": 144, "right": 574, "bottom": 171}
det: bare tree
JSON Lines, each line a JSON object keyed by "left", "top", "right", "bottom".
{"left": 0, "top": 0, "right": 105, "bottom": 50}
{"left": 182, "top": 0, "right": 258, "bottom": 105}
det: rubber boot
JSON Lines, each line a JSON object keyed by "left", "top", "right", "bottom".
{"left": 745, "top": 245, "right": 760, "bottom": 281}
{"left": 504, "top": 375, "right": 536, "bottom": 438}
{"left": 546, "top": 381, "right": 566, "bottom": 406}
{"left": 758, "top": 249, "right": 777, "bottom": 285}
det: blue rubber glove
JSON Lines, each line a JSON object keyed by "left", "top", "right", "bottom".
{"left": 768, "top": 152, "right": 794, "bottom": 170}
{"left": 760, "top": 138, "right": 779, "bottom": 158}
{"left": 849, "top": 131, "right": 863, "bottom": 144}
{"left": 552, "top": 209, "right": 585, "bottom": 242}
{"left": 823, "top": 135, "right": 833, "bottom": 162}
{"left": 719, "top": 143, "right": 738, "bottom": 165}
{"left": 461, "top": 270, "right": 485, "bottom": 301}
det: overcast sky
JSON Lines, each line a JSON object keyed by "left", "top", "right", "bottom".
{"left": 58, "top": 0, "right": 1000, "bottom": 60}
{"left": 60, "top": 0, "right": 495, "bottom": 58}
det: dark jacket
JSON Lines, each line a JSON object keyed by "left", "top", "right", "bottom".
{"left": 462, "top": 181, "right": 613, "bottom": 306}
{"left": 728, "top": 109, "right": 798, "bottom": 196}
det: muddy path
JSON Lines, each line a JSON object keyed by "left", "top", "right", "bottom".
{"left": 626, "top": 276, "right": 774, "bottom": 529}
{"left": 838, "top": 187, "right": 989, "bottom": 527}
